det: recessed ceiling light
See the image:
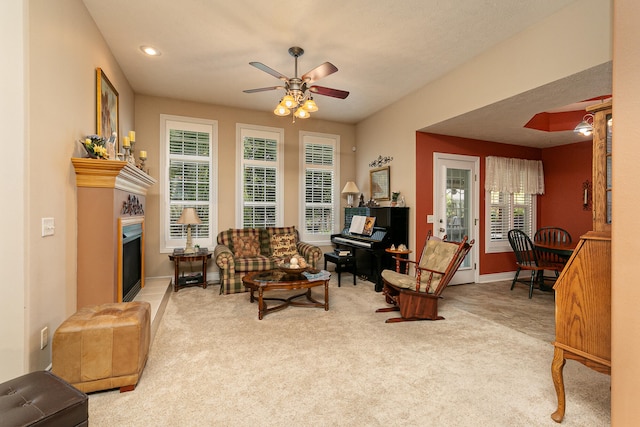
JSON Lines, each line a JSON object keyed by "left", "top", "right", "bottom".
{"left": 140, "top": 46, "right": 161, "bottom": 56}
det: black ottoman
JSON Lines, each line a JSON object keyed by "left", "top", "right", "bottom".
{"left": 0, "top": 370, "right": 88, "bottom": 427}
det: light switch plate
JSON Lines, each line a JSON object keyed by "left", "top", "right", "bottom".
{"left": 427, "top": 215, "right": 435, "bottom": 224}
{"left": 42, "top": 217, "right": 55, "bottom": 237}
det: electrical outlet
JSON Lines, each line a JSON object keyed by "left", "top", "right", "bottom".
{"left": 40, "top": 326, "right": 49, "bottom": 350}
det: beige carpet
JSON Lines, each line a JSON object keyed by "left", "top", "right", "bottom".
{"left": 88, "top": 278, "right": 610, "bottom": 426}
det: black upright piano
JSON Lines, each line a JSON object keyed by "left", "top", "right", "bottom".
{"left": 331, "top": 207, "right": 409, "bottom": 291}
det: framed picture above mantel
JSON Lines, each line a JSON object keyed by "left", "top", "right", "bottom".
{"left": 96, "top": 67, "right": 119, "bottom": 153}
{"left": 370, "top": 166, "right": 390, "bottom": 201}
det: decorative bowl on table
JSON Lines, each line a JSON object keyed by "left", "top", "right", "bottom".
{"left": 277, "top": 263, "right": 309, "bottom": 275}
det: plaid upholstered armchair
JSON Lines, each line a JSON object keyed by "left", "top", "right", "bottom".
{"left": 214, "top": 226, "right": 322, "bottom": 294}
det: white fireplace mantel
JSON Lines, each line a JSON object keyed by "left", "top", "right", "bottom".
{"left": 71, "top": 158, "right": 156, "bottom": 195}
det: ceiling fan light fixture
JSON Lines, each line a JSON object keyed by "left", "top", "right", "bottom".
{"left": 294, "top": 107, "right": 310, "bottom": 119}
{"left": 302, "top": 98, "right": 318, "bottom": 112}
{"left": 274, "top": 104, "right": 290, "bottom": 116}
{"left": 282, "top": 95, "right": 296, "bottom": 109}
{"left": 245, "top": 46, "right": 348, "bottom": 122}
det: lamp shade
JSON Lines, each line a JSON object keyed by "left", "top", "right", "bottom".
{"left": 342, "top": 181, "right": 360, "bottom": 194}
{"left": 176, "top": 207, "right": 202, "bottom": 225}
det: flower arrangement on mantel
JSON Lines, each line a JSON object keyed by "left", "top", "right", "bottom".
{"left": 80, "top": 135, "right": 108, "bottom": 159}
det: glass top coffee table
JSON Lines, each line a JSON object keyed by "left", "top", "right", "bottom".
{"left": 242, "top": 269, "right": 330, "bottom": 319}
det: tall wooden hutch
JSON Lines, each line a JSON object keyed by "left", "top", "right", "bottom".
{"left": 551, "top": 101, "right": 612, "bottom": 422}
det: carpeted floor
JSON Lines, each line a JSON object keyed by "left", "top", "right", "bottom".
{"left": 88, "top": 278, "right": 610, "bottom": 426}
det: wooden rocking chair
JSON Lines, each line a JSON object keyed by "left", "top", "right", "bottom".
{"left": 376, "top": 231, "right": 474, "bottom": 322}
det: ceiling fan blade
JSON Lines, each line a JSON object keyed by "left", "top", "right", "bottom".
{"left": 302, "top": 62, "right": 338, "bottom": 84}
{"left": 309, "top": 85, "right": 350, "bottom": 99}
{"left": 243, "top": 86, "right": 285, "bottom": 94}
{"left": 249, "top": 62, "right": 289, "bottom": 81}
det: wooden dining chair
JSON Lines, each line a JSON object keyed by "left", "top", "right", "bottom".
{"left": 534, "top": 227, "right": 572, "bottom": 265}
{"left": 508, "top": 229, "right": 562, "bottom": 298}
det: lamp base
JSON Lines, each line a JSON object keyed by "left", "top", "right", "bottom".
{"left": 347, "top": 194, "right": 354, "bottom": 208}
{"left": 184, "top": 224, "right": 195, "bottom": 253}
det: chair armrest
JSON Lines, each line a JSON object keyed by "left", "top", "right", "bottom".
{"left": 414, "top": 265, "right": 447, "bottom": 293}
{"left": 392, "top": 257, "right": 417, "bottom": 274}
{"left": 296, "top": 241, "right": 322, "bottom": 269}
{"left": 214, "top": 244, "right": 235, "bottom": 272}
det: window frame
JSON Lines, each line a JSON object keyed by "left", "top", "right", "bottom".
{"left": 159, "top": 114, "right": 218, "bottom": 253}
{"left": 236, "top": 123, "right": 284, "bottom": 228}
{"left": 298, "top": 131, "right": 341, "bottom": 245}
{"left": 485, "top": 190, "right": 536, "bottom": 253}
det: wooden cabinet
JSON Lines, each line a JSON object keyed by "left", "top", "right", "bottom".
{"left": 551, "top": 101, "right": 611, "bottom": 423}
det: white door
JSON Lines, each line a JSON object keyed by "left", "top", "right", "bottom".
{"left": 433, "top": 153, "right": 479, "bottom": 284}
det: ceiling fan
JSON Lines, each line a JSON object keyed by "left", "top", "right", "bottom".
{"left": 243, "top": 46, "right": 349, "bottom": 119}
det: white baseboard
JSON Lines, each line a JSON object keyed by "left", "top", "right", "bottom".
{"left": 477, "top": 271, "right": 516, "bottom": 283}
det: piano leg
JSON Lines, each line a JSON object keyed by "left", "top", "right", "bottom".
{"left": 374, "top": 251, "right": 384, "bottom": 292}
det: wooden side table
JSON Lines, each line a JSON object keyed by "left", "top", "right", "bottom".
{"left": 168, "top": 252, "right": 212, "bottom": 292}
{"left": 385, "top": 248, "right": 412, "bottom": 273}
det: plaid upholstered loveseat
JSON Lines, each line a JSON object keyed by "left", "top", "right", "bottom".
{"left": 214, "top": 226, "right": 323, "bottom": 294}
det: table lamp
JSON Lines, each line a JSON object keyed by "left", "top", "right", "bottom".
{"left": 176, "top": 207, "right": 202, "bottom": 253}
{"left": 342, "top": 181, "right": 360, "bottom": 207}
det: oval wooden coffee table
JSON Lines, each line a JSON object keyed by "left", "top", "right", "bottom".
{"left": 242, "top": 269, "right": 330, "bottom": 319}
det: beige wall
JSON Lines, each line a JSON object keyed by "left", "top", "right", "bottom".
{"left": 611, "top": 1, "right": 640, "bottom": 423}
{"left": 356, "top": 0, "right": 612, "bottom": 253}
{"left": 0, "top": 0, "right": 27, "bottom": 380}
{"left": 2, "top": 0, "right": 135, "bottom": 377}
{"left": 135, "top": 95, "right": 356, "bottom": 279}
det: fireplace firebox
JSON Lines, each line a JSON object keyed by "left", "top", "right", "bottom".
{"left": 122, "top": 223, "right": 143, "bottom": 301}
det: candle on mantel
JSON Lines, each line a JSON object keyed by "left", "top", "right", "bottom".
{"left": 139, "top": 150, "right": 147, "bottom": 158}
{"left": 128, "top": 131, "right": 136, "bottom": 142}
{"left": 122, "top": 136, "right": 130, "bottom": 147}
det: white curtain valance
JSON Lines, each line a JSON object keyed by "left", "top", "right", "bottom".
{"left": 485, "top": 156, "right": 545, "bottom": 195}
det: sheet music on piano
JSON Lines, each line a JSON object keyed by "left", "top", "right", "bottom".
{"left": 348, "top": 215, "right": 376, "bottom": 236}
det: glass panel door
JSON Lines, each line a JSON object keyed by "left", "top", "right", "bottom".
{"left": 433, "top": 153, "right": 479, "bottom": 284}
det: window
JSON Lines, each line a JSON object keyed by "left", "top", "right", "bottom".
{"left": 236, "top": 124, "right": 284, "bottom": 228}
{"left": 299, "top": 132, "right": 340, "bottom": 244}
{"left": 160, "top": 115, "right": 217, "bottom": 252}
{"left": 486, "top": 190, "right": 536, "bottom": 253}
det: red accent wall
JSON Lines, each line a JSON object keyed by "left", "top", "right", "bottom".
{"left": 539, "top": 141, "right": 592, "bottom": 239}
{"left": 415, "top": 132, "right": 592, "bottom": 276}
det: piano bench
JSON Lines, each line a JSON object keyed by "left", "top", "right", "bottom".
{"left": 324, "top": 252, "right": 356, "bottom": 287}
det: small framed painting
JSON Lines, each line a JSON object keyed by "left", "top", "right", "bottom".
{"left": 370, "top": 166, "right": 390, "bottom": 201}
{"left": 96, "top": 67, "right": 119, "bottom": 151}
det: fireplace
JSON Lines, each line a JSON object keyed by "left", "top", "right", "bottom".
{"left": 119, "top": 217, "right": 145, "bottom": 302}
{"left": 122, "top": 222, "right": 143, "bottom": 301}
{"left": 72, "top": 158, "right": 156, "bottom": 309}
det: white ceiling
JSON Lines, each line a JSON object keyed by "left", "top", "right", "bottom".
{"left": 82, "top": 0, "right": 610, "bottom": 147}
